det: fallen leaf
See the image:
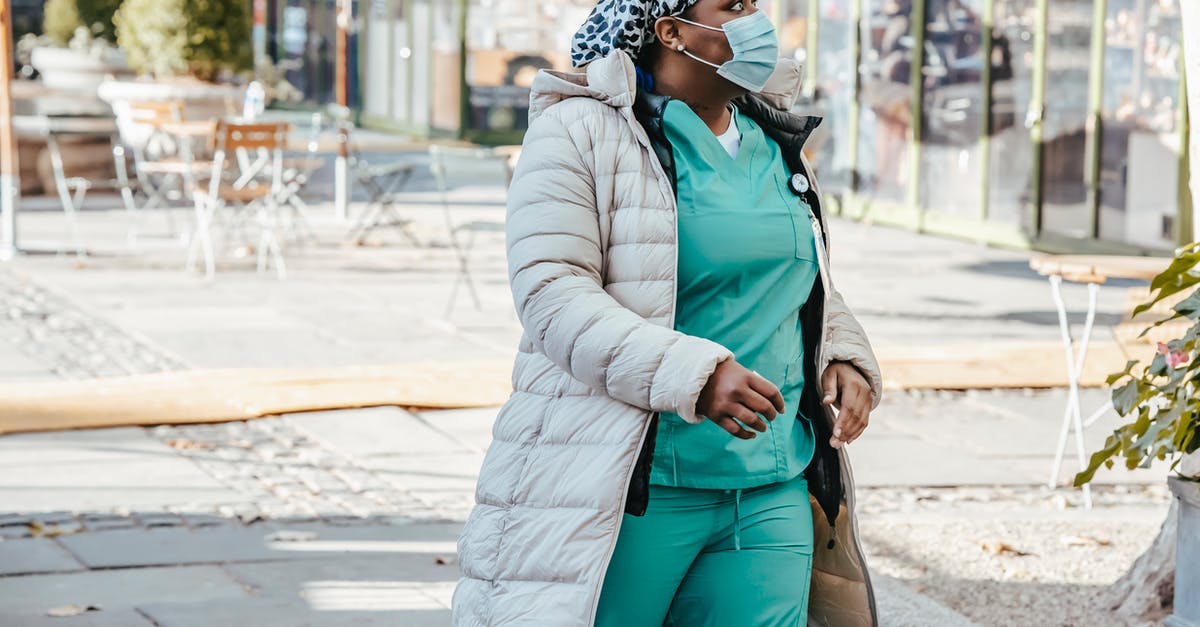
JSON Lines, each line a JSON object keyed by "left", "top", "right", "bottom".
{"left": 980, "top": 540, "right": 1031, "bottom": 556}
{"left": 165, "top": 439, "right": 215, "bottom": 451}
{"left": 47, "top": 605, "right": 101, "bottom": 617}
{"left": 1060, "top": 534, "right": 1112, "bottom": 548}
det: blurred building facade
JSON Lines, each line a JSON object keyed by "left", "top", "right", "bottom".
{"left": 264, "top": 0, "right": 1189, "bottom": 253}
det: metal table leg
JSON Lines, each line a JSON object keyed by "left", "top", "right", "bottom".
{"left": 45, "top": 133, "right": 89, "bottom": 258}
{"left": 1047, "top": 274, "right": 1097, "bottom": 508}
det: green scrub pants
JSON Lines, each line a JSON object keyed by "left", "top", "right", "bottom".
{"left": 595, "top": 472, "right": 815, "bottom": 626}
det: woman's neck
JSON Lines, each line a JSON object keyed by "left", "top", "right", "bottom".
{"left": 651, "top": 70, "right": 733, "bottom": 135}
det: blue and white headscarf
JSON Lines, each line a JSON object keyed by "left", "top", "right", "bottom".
{"left": 570, "top": 0, "right": 701, "bottom": 68}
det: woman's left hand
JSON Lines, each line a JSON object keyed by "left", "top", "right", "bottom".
{"left": 820, "top": 361, "right": 873, "bottom": 449}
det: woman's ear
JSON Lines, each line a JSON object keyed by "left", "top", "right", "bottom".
{"left": 653, "top": 16, "right": 685, "bottom": 53}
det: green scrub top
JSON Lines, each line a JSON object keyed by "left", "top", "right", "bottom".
{"left": 650, "top": 100, "right": 819, "bottom": 490}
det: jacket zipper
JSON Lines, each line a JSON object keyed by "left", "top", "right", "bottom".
{"left": 807, "top": 201, "right": 880, "bottom": 626}
{"left": 585, "top": 107, "right": 677, "bottom": 627}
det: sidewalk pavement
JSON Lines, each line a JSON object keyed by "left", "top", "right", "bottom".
{"left": 0, "top": 167, "right": 1172, "bottom": 625}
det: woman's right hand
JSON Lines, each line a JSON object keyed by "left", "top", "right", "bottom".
{"left": 695, "top": 359, "right": 786, "bottom": 439}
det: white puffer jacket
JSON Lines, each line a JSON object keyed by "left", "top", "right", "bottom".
{"left": 453, "top": 50, "right": 883, "bottom": 626}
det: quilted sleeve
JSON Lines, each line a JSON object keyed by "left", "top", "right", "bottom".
{"left": 506, "top": 110, "right": 732, "bottom": 424}
{"left": 824, "top": 285, "right": 883, "bottom": 410}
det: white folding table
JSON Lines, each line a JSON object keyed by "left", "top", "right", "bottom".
{"left": 1029, "top": 254, "right": 1170, "bottom": 508}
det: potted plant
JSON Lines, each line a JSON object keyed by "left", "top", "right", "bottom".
{"left": 1074, "top": 242, "right": 1200, "bottom": 626}
{"left": 98, "top": 0, "right": 255, "bottom": 144}
{"left": 30, "top": 0, "right": 129, "bottom": 90}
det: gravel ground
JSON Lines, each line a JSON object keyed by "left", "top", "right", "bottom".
{"left": 857, "top": 487, "right": 1172, "bottom": 626}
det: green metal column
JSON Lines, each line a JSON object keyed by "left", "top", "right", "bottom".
{"left": 906, "top": 0, "right": 928, "bottom": 225}
{"left": 1028, "top": 0, "right": 1049, "bottom": 235}
{"left": 848, "top": 0, "right": 862, "bottom": 194}
{"left": 978, "top": 0, "right": 995, "bottom": 222}
{"left": 1178, "top": 54, "right": 1193, "bottom": 246}
{"left": 1085, "top": 0, "right": 1108, "bottom": 239}
{"left": 457, "top": 0, "right": 469, "bottom": 139}
{"left": 805, "top": 0, "right": 820, "bottom": 99}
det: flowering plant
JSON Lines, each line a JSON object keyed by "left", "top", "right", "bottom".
{"left": 1075, "top": 242, "right": 1200, "bottom": 485}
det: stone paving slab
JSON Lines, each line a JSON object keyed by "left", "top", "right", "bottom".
{"left": 0, "top": 342, "right": 54, "bottom": 381}
{"left": 55, "top": 527, "right": 289, "bottom": 569}
{"left": 417, "top": 407, "right": 499, "bottom": 453}
{"left": 138, "top": 597, "right": 450, "bottom": 627}
{"left": 55, "top": 523, "right": 461, "bottom": 570}
{"left": 357, "top": 452, "right": 485, "bottom": 492}
{"left": 0, "top": 538, "right": 85, "bottom": 576}
{"left": 285, "top": 407, "right": 468, "bottom": 458}
{"left": 0, "top": 608, "right": 156, "bottom": 626}
{"left": 0, "top": 428, "right": 238, "bottom": 513}
{"left": 225, "top": 553, "right": 459, "bottom": 591}
{"left": 0, "top": 565, "right": 248, "bottom": 615}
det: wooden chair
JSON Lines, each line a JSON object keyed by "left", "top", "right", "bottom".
{"left": 187, "top": 120, "right": 292, "bottom": 280}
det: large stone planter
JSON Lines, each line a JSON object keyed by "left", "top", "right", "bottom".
{"left": 97, "top": 79, "right": 247, "bottom": 151}
{"left": 30, "top": 46, "right": 130, "bottom": 91}
{"left": 1166, "top": 475, "right": 1200, "bottom": 627}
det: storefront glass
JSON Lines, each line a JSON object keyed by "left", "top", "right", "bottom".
{"left": 277, "top": 0, "right": 338, "bottom": 106}
{"left": 858, "top": 0, "right": 915, "bottom": 204}
{"left": 774, "top": 0, "right": 811, "bottom": 63}
{"left": 987, "top": 0, "right": 1037, "bottom": 231}
{"left": 1039, "top": 1, "right": 1094, "bottom": 238}
{"left": 918, "top": 0, "right": 985, "bottom": 217}
{"left": 1098, "top": 0, "right": 1183, "bottom": 248}
{"left": 462, "top": 1, "right": 592, "bottom": 135}
{"left": 812, "top": 0, "right": 855, "bottom": 192}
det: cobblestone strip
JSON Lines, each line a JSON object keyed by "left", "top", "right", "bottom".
{"left": 0, "top": 270, "right": 463, "bottom": 534}
{"left": 0, "top": 271, "right": 187, "bottom": 378}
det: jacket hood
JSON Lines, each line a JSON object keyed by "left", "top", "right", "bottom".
{"left": 528, "top": 49, "right": 805, "bottom": 123}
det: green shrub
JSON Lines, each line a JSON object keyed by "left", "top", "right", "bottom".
{"left": 43, "top": 0, "right": 83, "bottom": 46}
{"left": 44, "top": 0, "right": 123, "bottom": 45}
{"left": 77, "top": 0, "right": 124, "bottom": 44}
{"left": 114, "top": 0, "right": 253, "bottom": 81}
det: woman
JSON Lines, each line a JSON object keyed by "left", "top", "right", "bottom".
{"left": 454, "top": 1, "right": 882, "bottom": 625}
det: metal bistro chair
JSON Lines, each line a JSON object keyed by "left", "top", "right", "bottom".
{"left": 187, "top": 120, "right": 292, "bottom": 280}
{"left": 324, "top": 106, "right": 420, "bottom": 247}
{"left": 113, "top": 100, "right": 205, "bottom": 246}
{"left": 275, "top": 112, "right": 328, "bottom": 247}
{"left": 427, "top": 144, "right": 518, "bottom": 315}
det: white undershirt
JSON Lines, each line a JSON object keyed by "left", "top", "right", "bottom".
{"left": 715, "top": 109, "right": 741, "bottom": 159}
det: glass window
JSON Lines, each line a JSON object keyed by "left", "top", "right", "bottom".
{"left": 775, "top": 0, "right": 811, "bottom": 64}
{"left": 1039, "top": 0, "right": 1094, "bottom": 238}
{"left": 858, "top": 0, "right": 916, "bottom": 204}
{"left": 987, "top": 0, "right": 1037, "bottom": 231}
{"left": 462, "top": 0, "right": 593, "bottom": 133}
{"left": 431, "top": 0, "right": 463, "bottom": 132}
{"left": 1097, "top": 0, "right": 1183, "bottom": 248}
{"left": 918, "top": 0, "right": 985, "bottom": 216}
{"left": 811, "top": 0, "right": 855, "bottom": 193}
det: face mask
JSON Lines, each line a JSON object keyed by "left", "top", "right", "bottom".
{"left": 673, "top": 11, "right": 780, "bottom": 92}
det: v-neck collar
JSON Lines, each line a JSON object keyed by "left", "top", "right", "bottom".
{"left": 663, "top": 100, "right": 761, "bottom": 173}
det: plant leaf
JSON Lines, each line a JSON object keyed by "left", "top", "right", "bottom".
{"left": 1174, "top": 289, "right": 1200, "bottom": 320}
{"left": 1132, "top": 249, "right": 1200, "bottom": 317}
{"left": 1112, "top": 380, "right": 1141, "bottom": 415}
{"left": 1074, "top": 439, "right": 1121, "bottom": 486}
